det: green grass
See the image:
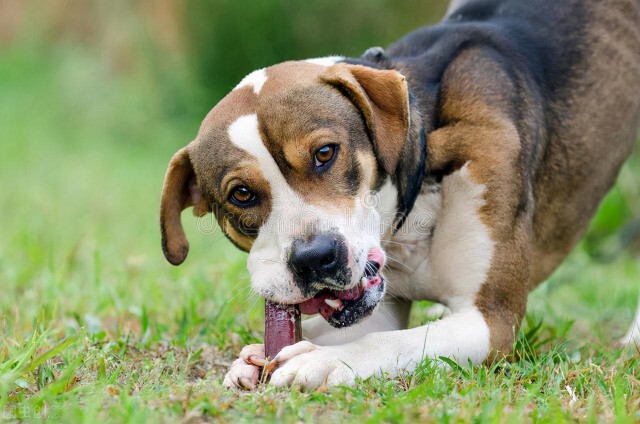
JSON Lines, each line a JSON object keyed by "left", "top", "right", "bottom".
{"left": 1, "top": 34, "right": 640, "bottom": 423}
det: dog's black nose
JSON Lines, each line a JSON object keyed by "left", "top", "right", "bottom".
{"left": 289, "top": 234, "right": 346, "bottom": 287}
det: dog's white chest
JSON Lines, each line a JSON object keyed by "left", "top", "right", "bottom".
{"left": 384, "top": 163, "right": 494, "bottom": 310}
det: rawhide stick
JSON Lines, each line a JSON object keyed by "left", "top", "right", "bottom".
{"left": 264, "top": 301, "right": 302, "bottom": 360}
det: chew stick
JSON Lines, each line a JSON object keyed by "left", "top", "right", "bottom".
{"left": 264, "top": 301, "right": 302, "bottom": 359}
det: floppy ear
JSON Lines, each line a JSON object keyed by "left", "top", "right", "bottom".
{"left": 321, "top": 64, "right": 410, "bottom": 175}
{"left": 160, "top": 146, "right": 211, "bottom": 265}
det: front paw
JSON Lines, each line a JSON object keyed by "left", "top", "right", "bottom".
{"left": 269, "top": 341, "right": 356, "bottom": 389}
{"left": 223, "top": 344, "right": 265, "bottom": 390}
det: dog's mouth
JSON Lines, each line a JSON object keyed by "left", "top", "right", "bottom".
{"left": 298, "top": 249, "right": 385, "bottom": 328}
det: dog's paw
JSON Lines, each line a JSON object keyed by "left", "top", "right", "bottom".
{"left": 223, "top": 343, "right": 265, "bottom": 390}
{"left": 269, "top": 341, "right": 357, "bottom": 389}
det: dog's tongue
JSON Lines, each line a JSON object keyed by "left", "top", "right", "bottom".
{"left": 334, "top": 285, "right": 361, "bottom": 300}
{"left": 299, "top": 292, "right": 336, "bottom": 319}
{"left": 299, "top": 293, "right": 328, "bottom": 316}
{"left": 298, "top": 285, "right": 363, "bottom": 318}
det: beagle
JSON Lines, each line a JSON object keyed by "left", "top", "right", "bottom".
{"left": 160, "top": 0, "right": 640, "bottom": 389}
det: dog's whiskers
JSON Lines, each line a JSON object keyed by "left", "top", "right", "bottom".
{"left": 380, "top": 305, "right": 403, "bottom": 328}
{"left": 225, "top": 284, "right": 253, "bottom": 305}
{"left": 364, "top": 261, "right": 378, "bottom": 275}
{"left": 385, "top": 254, "right": 414, "bottom": 272}
{"left": 247, "top": 292, "right": 263, "bottom": 313}
{"left": 256, "top": 258, "right": 285, "bottom": 265}
{"left": 382, "top": 287, "right": 414, "bottom": 305}
{"left": 381, "top": 239, "right": 426, "bottom": 247}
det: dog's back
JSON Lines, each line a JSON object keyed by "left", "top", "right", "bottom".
{"left": 386, "top": 0, "right": 640, "bottom": 285}
{"left": 525, "top": 0, "right": 640, "bottom": 284}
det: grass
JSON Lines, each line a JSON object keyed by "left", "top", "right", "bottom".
{"left": 1, "top": 33, "right": 640, "bottom": 423}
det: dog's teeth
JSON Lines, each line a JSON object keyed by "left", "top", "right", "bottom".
{"left": 361, "top": 277, "right": 368, "bottom": 288}
{"left": 324, "top": 298, "right": 342, "bottom": 309}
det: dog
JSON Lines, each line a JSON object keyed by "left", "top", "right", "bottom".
{"left": 160, "top": 0, "right": 640, "bottom": 389}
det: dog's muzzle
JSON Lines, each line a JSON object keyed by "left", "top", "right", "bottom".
{"left": 288, "top": 233, "right": 386, "bottom": 328}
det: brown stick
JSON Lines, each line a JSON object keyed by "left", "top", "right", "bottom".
{"left": 264, "top": 301, "right": 302, "bottom": 359}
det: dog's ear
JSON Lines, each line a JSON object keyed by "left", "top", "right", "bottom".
{"left": 160, "top": 146, "right": 211, "bottom": 265}
{"left": 321, "top": 64, "right": 410, "bottom": 175}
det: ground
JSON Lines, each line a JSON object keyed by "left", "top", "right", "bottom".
{"left": 1, "top": 38, "right": 639, "bottom": 423}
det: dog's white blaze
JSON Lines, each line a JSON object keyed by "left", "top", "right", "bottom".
{"left": 228, "top": 114, "right": 306, "bottom": 300}
{"left": 234, "top": 68, "right": 267, "bottom": 94}
{"left": 620, "top": 300, "right": 640, "bottom": 346}
{"left": 228, "top": 114, "right": 287, "bottom": 189}
{"left": 305, "top": 56, "right": 344, "bottom": 67}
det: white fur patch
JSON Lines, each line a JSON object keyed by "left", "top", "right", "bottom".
{"left": 375, "top": 307, "right": 490, "bottom": 368}
{"left": 379, "top": 185, "right": 440, "bottom": 300}
{"left": 228, "top": 114, "right": 284, "bottom": 185}
{"left": 228, "top": 114, "right": 302, "bottom": 300}
{"left": 234, "top": 68, "right": 267, "bottom": 95}
{"left": 383, "top": 162, "right": 493, "bottom": 310}
{"left": 427, "top": 162, "right": 494, "bottom": 311}
{"left": 305, "top": 56, "right": 344, "bottom": 67}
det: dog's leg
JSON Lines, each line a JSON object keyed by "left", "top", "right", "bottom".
{"left": 223, "top": 298, "right": 411, "bottom": 389}
{"left": 269, "top": 308, "right": 491, "bottom": 388}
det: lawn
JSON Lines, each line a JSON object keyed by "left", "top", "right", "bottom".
{"left": 1, "top": 15, "right": 640, "bottom": 424}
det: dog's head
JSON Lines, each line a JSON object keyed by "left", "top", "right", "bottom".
{"left": 160, "top": 58, "right": 425, "bottom": 327}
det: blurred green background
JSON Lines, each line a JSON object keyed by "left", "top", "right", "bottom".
{"left": 1, "top": 1, "right": 639, "bottom": 420}
{"left": 0, "top": 0, "right": 639, "bottom": 355}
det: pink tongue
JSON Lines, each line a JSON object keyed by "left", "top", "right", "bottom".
{"left": 299, "top": 292, "right": 335, "bottom": 319}
{"left": 333, "top": 285, "right": 362, "bottom": 300}
{"left": 299, "top": 284, "right": 363, "bottom": 319}
{"left": 299, "top": 294, "right": 329, "bottom": 315}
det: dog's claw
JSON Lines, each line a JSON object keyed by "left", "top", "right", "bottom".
{"left": 239, "top": 377, "right": 256, "bottom": 390}
{"left": 223, "top": 344, "right": 265, "bottom": 390}
{"left": 223, "top": 358, "right": 260, "bottom": 390}
{"left": 247, "top": 355, "right": 266, "bottom": 367}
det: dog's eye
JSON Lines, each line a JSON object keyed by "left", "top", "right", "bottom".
{"left": 229, "top": 186, "right": 257, "bottom": 207}
{"left": 314, "top": 144, "right": 338, "bottom": 168}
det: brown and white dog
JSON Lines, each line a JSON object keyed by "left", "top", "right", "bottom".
{"left": 160, "top": 0, "right": 640, "bottom": 389}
